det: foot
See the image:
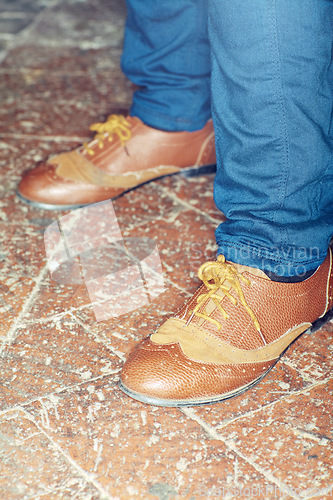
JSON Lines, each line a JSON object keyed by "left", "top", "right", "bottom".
{"left": 17, "top": 115, "right": 216, "bottom": 210}
{"left": 119, "top": 252, "right": 333, "bottom": 407}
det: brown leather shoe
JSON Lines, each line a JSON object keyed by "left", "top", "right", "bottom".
{"left": 119, "top": 251, "right": 333, "bottom": 406}
{"left": 17, "top": 115, "right": 216, "bottom": 210}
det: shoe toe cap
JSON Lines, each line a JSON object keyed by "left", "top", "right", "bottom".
{"left": 119, "top": 338, "right": 273, "bottom": 406}
{"left": 18, "top": 162, "right": 125, "bottom": 207}
{"left": 18, "top": 162, "right": 68, "bottom": 205}
{"left": 120, "top": 339, "right": 185, "bottom": 401}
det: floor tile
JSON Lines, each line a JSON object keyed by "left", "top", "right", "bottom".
{"left": 0, "top": 408, "right": 103, "bottom": 500}
{"left": 19, "top": 0, "right": 126, "bottom": 49}
{"left": 284, "top": 323, "right": 333, "bottom": 383}
{"left": 22, "top": 381, "right": 280, "bottom": 499}
{"left": 114, "top": 186, "right": 219, "bottom": 289}
{"left": 0, "top": 221, "right": 48, "bottom": 335}
{"left": 73, "top": 281, "right": 191, "bottom": 359}
{"left": 0, "top": 17, "right": 32, "bottom": 36}
{"left": 0, "top": 314, "right": 122, "bottom": 411}
{"left": 193, "top": 360, "right": 312, "bottom": 429}
{"left": 1, "top": 45, "right": 123, "bottom": 72}
{"left": 201, "top": 380, "right": 333, "bottom": 498}
{"left": 0, "top": 0, "right": 50, "bottom": 13}
{"left": 0, "top": 71, "right": 132, "bottom": 133}
{"left": 157, "top": 173, "right": 223, "bottom": 223}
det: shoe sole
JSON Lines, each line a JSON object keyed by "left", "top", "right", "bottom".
{"left": 118, "top": 306, "right": 333, "bottom": 407}
{"left": 17, "top": 163, "right": 217, "bottom": 211}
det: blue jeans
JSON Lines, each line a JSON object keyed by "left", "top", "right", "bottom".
{"left": 121, "top": 0, "right": 333, "bottom": 277}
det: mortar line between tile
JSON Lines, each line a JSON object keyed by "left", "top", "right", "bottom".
{"left": 20, "top": 408, "right": 114, "bottom": 500}
{"left": 7, "top": 267, "right": 191, "bottom": 326}
{"left": 0, "top": 372, "right": 121, "bottom": 418}
{"left": 0, "top": 67, "right": 122, "bottom": 75}
{"left": 69, "top": 312, "right": 127, "bottom": 362}
{"left": 181, "top": 407, "right": 301, "bottom": 500}
{"left": 0, "top": 12, "right": 35, "bottom": 19}
{"left": 201, "top": 375, "right": 332, "bottom": 431}
{"left": 0, "top": 0, "right": 64, "bottom": 64}
{"left": 156, "top": 184, "right": 222, "bottom": 225}
{"left": 0, "top": 132, "right": 89, "bottom": 142}
{"left": 7, "top": 0, "right": 65, "bottom": 43}
{"left": 0, "top": 263, "right": 50, "bottom": 357}
{"left": 282, "top": 359, "right": 331, "bottom": 386}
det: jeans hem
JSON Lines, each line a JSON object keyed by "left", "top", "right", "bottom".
{"left": 130, "top": 102, "right": 211, "bottom": 132}
{"left": 216, "top": 240, "right": 328, "bottom": 277}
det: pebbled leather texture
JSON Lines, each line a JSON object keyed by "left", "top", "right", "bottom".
{"left": 17, "top": 116, "right": 216, "bottom": 208}
{"left": 119, "top": 250, "right": 333, "bottom": 406}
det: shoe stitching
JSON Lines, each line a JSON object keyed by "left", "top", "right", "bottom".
{"left": 140, "top": 339, "right": 272, "bottom": 377}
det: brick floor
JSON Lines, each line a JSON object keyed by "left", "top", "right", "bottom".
{"left": 0, "top": 1, "right": 332, "bottom": 499}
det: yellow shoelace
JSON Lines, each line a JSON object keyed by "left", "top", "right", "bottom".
{"left": 83, "top": 114, "right": 132, "bottom": 155}
{"left": 189, "top": 255, "right": 266, "bottom": 344}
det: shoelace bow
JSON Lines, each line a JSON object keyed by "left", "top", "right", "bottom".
{"left": 83, "top": 114, "right": 132, "bottom": 155}
{"left": 189, "top": 255, "right": 267, "bottom": 345}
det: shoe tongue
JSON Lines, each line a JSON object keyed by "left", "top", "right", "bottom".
{"left": 230, "top": 261, "right": 271, "bottom": 280}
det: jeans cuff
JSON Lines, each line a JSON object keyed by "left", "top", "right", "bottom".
{"left": 130, "top": 102, "right": 211, "bottom": 132}
{"left": 216, "top": 241, "right": 327, "bottom": 277}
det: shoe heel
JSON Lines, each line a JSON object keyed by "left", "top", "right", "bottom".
{"left": 180, "top": 163, "right": 217, "bottom": 178}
